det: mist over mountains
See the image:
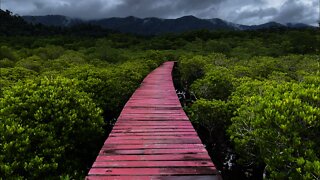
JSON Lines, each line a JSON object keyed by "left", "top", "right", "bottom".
{"left": 22, "top": 15, "right": 315, "bottom": 35}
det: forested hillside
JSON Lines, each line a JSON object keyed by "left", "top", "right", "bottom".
{"left": 0, "top": 10, "right": 319, "bottom": 179}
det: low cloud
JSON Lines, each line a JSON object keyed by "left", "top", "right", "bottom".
{"left": 272, "top": 0, "right": 318, "bottom": 25}
{"left": 2, "top": 0, "right": 318, "bottom": 25}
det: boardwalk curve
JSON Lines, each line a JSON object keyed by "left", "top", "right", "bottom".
{"left": 86, "top": 62, "right": 220, "bottom": 180}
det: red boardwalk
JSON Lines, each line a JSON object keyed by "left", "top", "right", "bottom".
{"left": 86, "top": 62, "right": 220, "bottom": 180}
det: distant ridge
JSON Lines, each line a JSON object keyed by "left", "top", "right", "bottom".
{"left": 22, "top": 14, "right": 316, "bottom": 35}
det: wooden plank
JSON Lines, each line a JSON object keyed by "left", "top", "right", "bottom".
{"left": 109, "top": 132, "right": 197, "bottom": 137}
{"left": 102, "top": 144, "right": 204, "bottom": 150}
{"left": 106, "top": 136, "right": 199, "bottom": 141}
{"left": 86, "top": 176, "right": 152, "bottom": 180}
{"left": 111, "top": 129, "right": 196, "bottom": 133}
{"left": 114, "top": 121, "right": 190, "bottom": 125}
{"left": 113, "top": 124, "right": 193, "bottom": 128}
{"left": 86, "top": 175, "right": 220, "bottom": 180}
{"left": 118, "top": 115, "right": 188, "bottom": 118}
{"left": 104, "top": 139, "right": 202, "bottom": 145}
{"left": 125, "top": 103, "right": 182, "bottom": 106}
{"left": 122, "top": 107, "right": 182, "bottom": 109}
{"left": 126, "top": 100, "right": 180, "bottom": 104}
{"left": 112, "top": 126, "right": 194, "bottom": 130}
{"left": 115, "top": 120, "right": 190, "bottom": 124}
{"left": 88, "top": 167, "right": 218, "bottom": 176}
{"left": 92, "top": 160, "right": 215, "bottom": 168}
{"left": 119, "top": 112, "right": 186, "bottom": 115}
{"left": 115, "top": 121, "right": 191, "bottom": 125}
{"left": 95, "top": 154, "right": 212, "bottom": 161}
{"left": 99, "top": 148, "right": 207, "bottom": 155}
{"left": 120, "top": 111, "right": 186, "bottom": 114}
{"left": 129, "top": 95, "right": 178, "bottom": 98}
{"left": 117, "top": 118, "right": 190, "bottom": 121}
{"left": 117, "top": 117, "right": 190, "bottom": 121}
{"left": 124, "top": 106, "right": 182, "bottom": 110}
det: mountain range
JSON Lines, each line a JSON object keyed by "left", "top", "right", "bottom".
{"left": 22, "top": 15, "right": 315, "bottom": 35}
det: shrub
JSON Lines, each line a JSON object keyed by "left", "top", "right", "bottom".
{"left": 62, "top": 65, "right": 112, "bottom": 111}
{"left": 179, "top": 55, "right": 210, "bottom": 86}
{"left": 0, "top": 46, "right": 18, "bottom": 61}
{"left": 191, "top": 66, "right": 234, "bottom": 101}
{"left": 33, "top": 45, "right": 65, "bottom": 60}
{"left": 0, "top": 58, "right": 15, "bottom": 68}
{"left": 43, "top": 50, "right": 87, "bottom": 71}
{"left": 247, "top": 56, "right": 282, "bottom": 79}
{"left": 141, "top": 50, "right": 176, "bottom": 66}
{"left": 0, "top": 67, "right": 38, "bottom": 96}
{"left": 62, "top": 61, "right": 151, "bottom": 118}
{"left": 267, "top": 71, "right": 293, "bottom": 82}
{"left": 0, "top": 76, "right": 104, "bottom": 179}
{"left": 179, "top": 54, "right": 228, "bottom": 87}
{"left": 16, "top": 55, "right": 43, "bottom": 72}
{"left": 302, "top": 75, "right": 320, "bottom": 86}
{"left": 228, "top": 82, "right": 320, "bottom": 179}
{"left": 231, "top": 65, "right": 254, "bottom": 78}
{"left": 88, "top": 40, "right": 128, "bottom": 63}
{"left": 205, "top": 40, "right": 231, "bottom": 54}
{"left": 188, "top": 99, "right": 231, "bottom": 144}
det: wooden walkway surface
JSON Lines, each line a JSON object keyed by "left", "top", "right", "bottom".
{"left": 86, "top": 62, "right": 220, "bottom": 179}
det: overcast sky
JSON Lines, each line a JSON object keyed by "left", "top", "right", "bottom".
{"left": 2, "top": 0, "right": 319, "bottom": 25}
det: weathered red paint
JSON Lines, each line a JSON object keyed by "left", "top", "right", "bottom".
{"left": 86, "top": 176, "right": 219, "bottom": 180}
{"left": 104, "top": 139, "right": 203, "bottom": 145}
{"left": 92, "top": 160, "right": 215, "bottom": 167}
{"left": 95, "top": 154, "right": 212, "bottom": 161}
{"left": 112, "top": 129, "right": 196, "bottom": 133}
{"left": 88, "top": 167, "right": 218, "bottom": 175}
{"left": 112, "top": 126, "right": 194, "bottom": 130}
{"left": 99, "top": 148, "right": 207, "bottom": 155}
{"left": 115, "top": 121, "right": 192, "bottom": 124}
{"left": 102, "top": 144, "right": 203, "bottom": 150}
{"left": 106, "top": 136, "right": 199, "bottom": 141}
{"left": 109, "top": 132, "right": 198, "bottom": 137}
{"left": 86, "top": 62, "right": 220, "bottom": 179}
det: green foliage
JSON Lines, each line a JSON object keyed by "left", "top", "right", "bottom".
{"left": 0, "top": 76, "right": 104, "bottom": 179}
{"left": 267, "top": 71, "right": 293, "bottom": 82}
{"left": 88, "top": 39, "right": 128, "bottom": 63}
{"left": 62, "top": 60, "right": 153, "bottom": 118}
{"left": 141, "top": 50, "right": 177, "bottom": 66}
{"left": 288, "top": 31, "right": 319, "bottom": 54}
{"left": 43, "top": 50, "right": 87, "bottom": 71}
{"left": 228, "top": 82, "right": 320, "bottom": 179}
{"left": 230, "top": 65, "right": 254, "bottom": 78}
{"left": 16, "top": 55, "right": 43, "bottom": 72}
{"left": 33, "top": 45, "right": 65, "bottom": 60}
{"left": 246, "top": 56, "right": 282, "bottom": 78}
{"left": 230, "top": 39, "right": 269, "bottom": 58}
{"left": 302, "top": 75, "right": 320, "bottom": 86}
{"left": 188, "top": 99, "right": 231, "bottom": 143}
{"left": 191, "top": 66, "right": 234, "bottom": 101}
{"left": 204, "top": 40, "right": 231, "bottom": 54}
{"left": 0, "top": 67, "right": 38, "bottom": 96}
{"left": 179, "top": 55, "right": 210, "bottom": 85}
{"left": 0, "top": 36, "right": 166, "bottom": 178}
{"left": 0, "top": 58, "right": 15, "bottom": 68}
{"left": 0, "top": 46, "right": 18, "bottom": 61}
{"left": 178, "top": 47, "right": 319, "bottom": 178}
{"left": 179, "top": 53, "right": 229, "bottom": 87}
